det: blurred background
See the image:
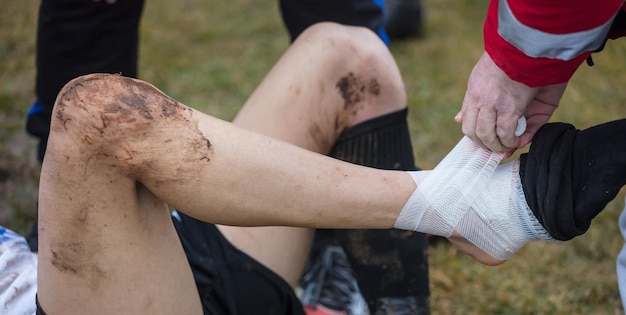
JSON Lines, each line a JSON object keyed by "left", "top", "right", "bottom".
{"left": 1, "top": 0, "right": 625, "bottom": 313}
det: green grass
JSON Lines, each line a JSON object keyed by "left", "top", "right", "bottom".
{"left": 1, "top": 0, "right": 625, "bottom": 313}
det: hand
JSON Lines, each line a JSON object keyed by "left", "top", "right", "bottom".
{"left": 456, "top": 51, "right": 566, "bottom": 155}
{"left": 515, "top": 83, "right": 567, "bottom": 148}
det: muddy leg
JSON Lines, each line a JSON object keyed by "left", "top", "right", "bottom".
{"left": 38, "top": 73, "right": 411, "bottom": 313}
{"left": 218, "top": 22, "right": 406, "bottom": 287}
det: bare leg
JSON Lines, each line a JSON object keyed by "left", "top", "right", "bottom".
{"left": 218, "top": 22, "right": 407, "bottom": 287}
{"left": 37, "top": 73, "right": 411, "bottom": 314}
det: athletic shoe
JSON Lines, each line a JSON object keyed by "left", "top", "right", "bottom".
{"left": 300, "top": 245, "right": 369, "bottom": 315}
{"left": 374, "top": 296, "right": 430, "bottom": 315}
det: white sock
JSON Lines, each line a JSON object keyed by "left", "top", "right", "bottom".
{"left": 394, "top": 137, "right": 553, "bottom": 260}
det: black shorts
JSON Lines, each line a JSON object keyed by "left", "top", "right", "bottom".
{"left": 35, "top": 213, "right": 303, "bottom": 315}
{"left": 172, "top": 212, "right": 305, "bottom": 315}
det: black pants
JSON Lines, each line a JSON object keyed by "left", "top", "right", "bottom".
{"left": 279, "top": 0, "right": 388, "bottom": 44}
{"left": 31, "top": 0, "right": 144, "bottom": 161}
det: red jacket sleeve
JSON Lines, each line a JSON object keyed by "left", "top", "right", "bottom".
{"left": 484, "top": 0, "right": 624, "bottom": 87}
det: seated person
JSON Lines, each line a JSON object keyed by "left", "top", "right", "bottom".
{"left": 35, "top": 24, "right": 626, "bottom": 315}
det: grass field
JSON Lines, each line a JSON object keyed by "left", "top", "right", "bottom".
{"left": 1, "top": 0, "right": 626, "bottom": 314}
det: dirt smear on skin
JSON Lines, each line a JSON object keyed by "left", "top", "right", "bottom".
{"left": 333, "top": 72, "right": 381, "bottom": 136}
{"left": 56, "top": 74, "right": 214, "bottom": 163}
{"left": 335, "top": 72, "right": 380, "bottom": 111}
{"left": 49, "top": 205, "right": 108, "bottom": 294}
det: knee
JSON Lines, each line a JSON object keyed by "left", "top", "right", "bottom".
{"left": 48, "top": 74, "right": 172, "bottom": 163}
{"left": 302, "top": 22, "right": 404, "bottom": 77}
{"left": 51, "top": 74, "right": 128, "bottom": 148}
{"left": 300, "top": 22, "right": 390, "bottom": 66}
{"left": 300, "top": 23, "right": 406, "bottom": 112}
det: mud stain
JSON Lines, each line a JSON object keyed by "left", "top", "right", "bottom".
{"left": 110, "top": 76, "right": 214, "bottom": 164}
{"left": 49, "top": 202, "right": 109, "bottom": 293}
{"left": 115, "top": 93, "right": 152, "bottom": 121}
{"left": 336, "top": 72, "right": 362, "bottom": 110}
{"left": 51, "top": 247, "right": 80, "bottom": 274}
{"left": 57, "top": 74, "right": 214, "bottom": 166}
{"left": 367, "top": 78, "right": 380, "bottom": 95}
{"left": 335, "top": 73, "right": 381, "bottom": 111}
{"left": 50, "top": 238, "right": 109, "bottom": 293}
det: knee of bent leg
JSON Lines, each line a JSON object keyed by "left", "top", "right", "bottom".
{"left": 300, "top": 22, "right": 389, "bottom": 64}
{"left": 49, "top": 74, "right": 158, "bottom": 160}
{"left": 301, "top": 23, "right": 407, "bottom": 110}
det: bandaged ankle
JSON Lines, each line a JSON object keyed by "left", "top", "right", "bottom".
{"left": 394, "top": 137, "right": 553, "bottom": 260}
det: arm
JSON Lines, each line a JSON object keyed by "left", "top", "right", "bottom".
{"left": 485, "top": 0, "right": 622, "bottom": 86}
{"left": 458, "top": 0, "right": 623, "bottom": 153}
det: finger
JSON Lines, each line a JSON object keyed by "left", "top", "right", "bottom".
{"left": 460, "top": 94, "right": 482, "bottom": 149}
{"left": 454, "top": 110, "right": 463, "bottom": 123}
{"left": 518, "top": 114, "right": 550, "bottom": 148}
{"left": 518, "top": 133, "right": 533, "bottom": 149}
{"left": 475, "top": 107, "right": 506, "bottom": 152}
{"left": 461, "top": 111, "right": 484, "bottom": 150}
{"left": 496, "top": 114, "right": 522, "bottom": 150}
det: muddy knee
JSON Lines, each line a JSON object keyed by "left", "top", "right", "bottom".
{"left": 301, "top": 23, "right": 406, "bottom": 125}
{"left": 50, "top": 74, "right": 194, "bottom": 166}
{"left": 53, "top": 74, "right": 182, "bottom": 134}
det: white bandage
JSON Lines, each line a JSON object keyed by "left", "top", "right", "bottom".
{"left": 395, "top": 137, "right": 552, "bottom": 260}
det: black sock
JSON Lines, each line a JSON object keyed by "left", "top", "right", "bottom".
{"left": 313, "top": 108, "right": 429, "bottom": 311}
{"left": 520, "top": 119, "right": 626, "bottom": 240}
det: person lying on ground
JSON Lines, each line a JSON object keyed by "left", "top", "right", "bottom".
{"left": 36, "top": 27, "right": 626, "bottom": 315}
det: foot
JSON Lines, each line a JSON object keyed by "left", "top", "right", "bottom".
{"left": 449, "top": 119, "right": 626, "bottom": 264}
{"left": 396, "top": 139, "right": 551, "bottom": 263}
{"left": 521, "top": 119, "right": 626, "bottom": 240}
{"left": 447, "top": 232, "right": 506, "bottom": 266}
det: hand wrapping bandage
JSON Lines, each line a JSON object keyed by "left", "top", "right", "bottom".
{"left": 395, "top": 137, "right": 553, "bottom": 260}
